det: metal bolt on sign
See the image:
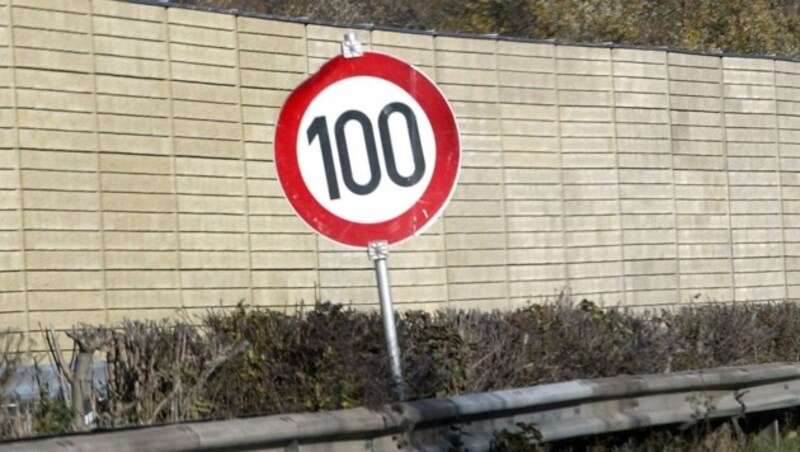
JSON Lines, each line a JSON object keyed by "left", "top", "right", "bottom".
{"left": 342, "top": 33, "right": 363, "bottom": 58}
{"left": 368, "top": 240, "right": 405, "bottom": 400}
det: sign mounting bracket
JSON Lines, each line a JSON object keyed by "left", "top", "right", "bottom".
{"left": 342, "top": 33, "right": 363, "bottom": 58}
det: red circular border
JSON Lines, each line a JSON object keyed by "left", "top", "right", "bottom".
{"left": 274, "top": 52, "right": 461, "bottom": 248}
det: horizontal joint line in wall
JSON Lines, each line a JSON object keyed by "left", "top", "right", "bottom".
{"left": 237, "top": 45, "right": 308, "bottom": 57}
{"left": 561, "top": 183, "right": 621, "bottom": 188}
{"left": 95, "top": 52, "right": 170, "bottom": 62}
{"left": 168, "top": 38, "right": 236, "bottom": 49}
{"left": 23, "top": 189, "right": 99, "bottom": 194}
{"left": 22, "top": 227, "right": 103, "bottom": 232}
{"left": 172, "top": 136, "right": 240, "bottom": 143}
{"left": 438, "top": 263, "right": 507, "bottom": 268}
{"left": 16, "top": 126, "right": 97, "bottom": 133}
{"left": 97, "top": 171, "right": 175, "bottom": 178}
{"left": 21, "top": 208, "right": 100, "bottom": 214}
{"left": 171, "top": 286, "right": 248, "bottom": 290}
{"left": 97, "top": 112, "right": 171, "bottom": 121}
{"left": 622, "top": 257, "right": 682, "bottom": 262}
{"left": 92, "top": 27, "right": 165, "bottom": 38}
{"left": 25, "top": 270, "right": 103, "bottom": 275}
{"left": 169, "top": 60, "right": 237, "bottom": 71}
{"left": 14, "top": 107, "right": 92, "bottom": 115}
{"left": 172, "top": 193, "right": 247, "bottom": 199}
{"left": 175, "top": 250, "right": 249, "bottom": 254}
{"left": 508, "top": 278, "right": 579, "bottom": 283}
{"left": 94, "top": 93, "right": 170, "bottom": 102}
{"left": 176, "top": 98, "right": 245, "bottom": 106}
{"left": 24, "top": 247, "right": 103, "bottom": 252}
{"left": 623, "top": 272, "right": 681, "bottom": 277}
{"left": 171, "top": 154, "right": 246, "bottom": 162}
{"left": 497, "top": 67, "right": 560, "bottom": 74}
{"left": 108, "top": 211, "right": 245, "bottom": 216}
{"left": 169, "top": 78, "right": 238, "bottom": 88}
{"left": 448, "top": 282, "right": 506, "bottom": 288}
{"left": 165, "top": 22, "right": 234, "bottom": 32}
{"left": 239, "top": 66, "right": 307, "bottom": 75}
{"left": 504, "top": 214, "right": 563, "bottom": 219}
{"left": 15, "top": 168, "right": 94, "bottom": 176}
{"left": 676, "top": 257, "right": 746, "bottom": 261}
{"left": 173, "top": 118, "right": 243, "bottom": 126}
{"left": 669, "top": 72, "right": 721, "bottom": 79}
{"left": 446, "top": 248, "right": 506, "bottom": 253}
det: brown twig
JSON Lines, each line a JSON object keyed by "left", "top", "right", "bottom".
{"left": 148, "top": 340, "right": 247, "bottom": 425}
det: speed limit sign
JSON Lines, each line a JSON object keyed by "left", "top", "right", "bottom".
{"left": 274, "top": 51, "right": 461, "bottom": 248}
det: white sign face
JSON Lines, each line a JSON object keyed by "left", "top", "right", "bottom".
{"left": 297, "top": 76, "right": 436, "bottom": 224}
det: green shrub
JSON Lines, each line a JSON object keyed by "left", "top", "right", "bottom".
{"left": 204, "top": 303, "right": 390, "bottom": 417}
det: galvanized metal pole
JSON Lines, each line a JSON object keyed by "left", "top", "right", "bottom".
{"left": 368, "top": 240, "right": 405, "bottom": 400}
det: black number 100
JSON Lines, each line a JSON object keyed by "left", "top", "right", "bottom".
{"left": 306, "top": 102, "right": 426, "bottom": 200}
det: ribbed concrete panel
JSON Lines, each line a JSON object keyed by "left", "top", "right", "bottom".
{"left": 498, "top": 40, "right": 564, "bottom": 307}
{"left": 166, "top": 8, "right": 251, "bottom": 310}
{"left": 0, "top": 0, "right": 799, "bottom": 339}
{"left": 723, "top": 57, "right": 785, "bottom": 301}
{"left": 0, "top": 0, "right": 27, "bottom": 339}
{"left": 669, "top": 52, "right": 734, "bottom": 303}
{"left": 613, "top": 48, "right": 678, "bottom": 307}
{"left": 557, "top": 46, "right": 624, "bottom": 302}
{"left": 11, "top": 0, "right": 105, "bottom": 338}
{"left": 91, "top": 1, "right": 180, "bottom": 319}
{"left": 237, "top": 16, "right": 316, "bottom": 309}
{"left": 778, "top": 60, "right": 800, "bottom": 297}
{"left": 437, "top": 36, "right": 508, "bottom": 310}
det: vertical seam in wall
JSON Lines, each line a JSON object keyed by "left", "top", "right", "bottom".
{"left": 164, "top": 9, "right": 183, "bottom": 310}
{"left": 88, "top": 2, "right": 109, "bottom": 324}
{"left": 553, "top": 47, "right": 569, "bottom": 295}
{"left": 233, "top": 17, "right": 254, "bottom": 305}
{"left": 719, "top": 57, "right": 736, "bottom": 301}
{"left": 6, "top": 2, "right": 31, "bottom": 350}
{"left": 773, "top": 60, "right": 789, "bottom": 299}
{"left": 609, "top": 49, "right": 627, "bottom": 306}
{"left": 432, "top": 36, "right": 452, "bottom": 309}
{"left": 304, "top": 24, "right": 321, "bottom": 308}
{"left": 665, "top": 53, "right": 683, "bottom": 302}
{"left": 493, "top": 40, "right": 511, "bottom": 309}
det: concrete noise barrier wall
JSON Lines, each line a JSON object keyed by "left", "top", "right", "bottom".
{"left": 0, "top": 0, "right": 799, "bottom": 344}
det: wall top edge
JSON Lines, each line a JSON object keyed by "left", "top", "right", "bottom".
{"left": 119, "top": 0, "right": 800, "bottom": 64}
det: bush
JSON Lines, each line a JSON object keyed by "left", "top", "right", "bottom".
{"left": 200, "top": 299, "right": 800, "bottom": 418}
{"left": 8, "top": 298, "right": 800, "bottom": 440}
{"left": 204, "top": 303, "right": 390, "bottom": 417}
{"left": 102, "top": 319, "right": 243, "bottom": 427}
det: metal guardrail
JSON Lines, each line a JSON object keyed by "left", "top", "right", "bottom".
{"left": 4, "top": 362, "right": 800, "bottom": 451}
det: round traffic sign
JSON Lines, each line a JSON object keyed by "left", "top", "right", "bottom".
{"left": 274, "top": 51, "right": 460, "bottom": 248}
